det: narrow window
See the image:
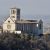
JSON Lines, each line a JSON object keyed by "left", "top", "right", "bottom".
{"left": 13, "top": 10, "right": 15, "bottom": 14}
{"left": 39, "top": 24, "right": 42, "bottom": 29}
{"left": 17, "top": 9, "right": 20, "bottom": 15}
{"left": 11, "top": 10, "right": 15, "bottom": 14}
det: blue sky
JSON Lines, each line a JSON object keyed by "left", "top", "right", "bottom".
{"left": 0, "top": 0, "right": 50, "bottom": 27}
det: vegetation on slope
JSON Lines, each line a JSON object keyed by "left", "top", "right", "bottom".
{"left": 0, "top": 33, "right": 49, "bottom": 50}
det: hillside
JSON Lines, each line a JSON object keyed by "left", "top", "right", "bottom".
{"left": 0, "top": 33, "right": 50, "bottom": 50}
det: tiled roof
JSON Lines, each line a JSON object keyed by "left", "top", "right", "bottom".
{"left": 26, "top": 20, "right": 37, "bottom": 22}
{"left": 15, "top": 20, "right": 38, "bottom": 24}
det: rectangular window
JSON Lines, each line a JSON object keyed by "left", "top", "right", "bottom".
{"left": 17, "top": 9, "right": 20, "bottom": 15}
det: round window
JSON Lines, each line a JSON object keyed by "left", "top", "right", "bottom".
{"left": 7, "top": 25, "right": 11, "bottom": 29}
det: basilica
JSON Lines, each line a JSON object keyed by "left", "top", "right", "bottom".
{"left": 3, "top": 7, "right": 43, "bottom": 35}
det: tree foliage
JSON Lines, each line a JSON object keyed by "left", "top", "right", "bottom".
{"left": 0, "top": 33, "right": 49, "bottom": 50}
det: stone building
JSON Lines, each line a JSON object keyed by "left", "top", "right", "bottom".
{"left": 3, "top": 7, "right": 43, "bottom": 35}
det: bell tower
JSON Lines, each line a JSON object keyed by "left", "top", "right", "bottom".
{"left": 10, "top": 7, "right": 20, "bottom": 21}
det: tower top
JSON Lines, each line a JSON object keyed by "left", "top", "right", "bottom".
{"left": 10, "top": 7, "right": 20, "bottom": 21}
{"left": 10, "top": 7, "right": 20, "bottom": 10}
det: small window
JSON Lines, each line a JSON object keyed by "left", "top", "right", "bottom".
{"left": 36, "top": 24, "right": 38, "bottom": 27}
{"left": 12, "top": 16, "right": 15, "bottom": 18}
{"left": 8, "top": 21, "right": 10, "bottom": 23}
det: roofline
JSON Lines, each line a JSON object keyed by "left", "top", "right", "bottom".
{"left": 10, "top": 7, "right": 20, "bottom": 10}
{"left": 16, "top": 22, "right": 38, "bottom": 24}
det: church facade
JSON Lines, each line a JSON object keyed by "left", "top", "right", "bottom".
{"left": 3, "top": 7, "right": 43, "bottom": 35}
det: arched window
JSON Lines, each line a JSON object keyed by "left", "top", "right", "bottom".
{"left": 11, "top": 10, "right": 15, "bottom": 14}
{"left": 12, "top": 16, "right": 15, "bottom": 18}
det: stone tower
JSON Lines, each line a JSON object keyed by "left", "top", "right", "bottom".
{"left": 10, "top": 7, "right": 20, "bottom": 21}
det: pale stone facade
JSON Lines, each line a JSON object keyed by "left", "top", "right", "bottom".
{"left": 3, "top": 17, "right": 15, "bottom": 33}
